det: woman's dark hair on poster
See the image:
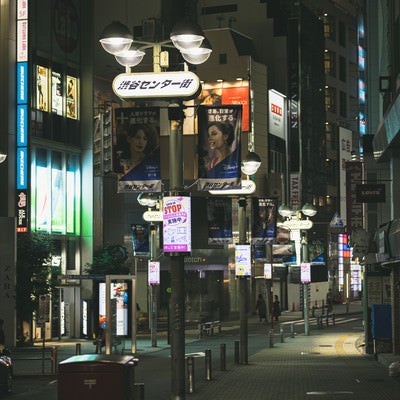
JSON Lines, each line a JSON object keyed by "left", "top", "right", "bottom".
{"left": 207, "top": 121, "right": 235, "bottom": 146}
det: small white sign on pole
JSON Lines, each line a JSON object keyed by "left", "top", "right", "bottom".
{"left": 301, "top": 262, "right": 311, "bottom": 283}
{"left": 264, "top": 263, "right": 272, "bottom": 280}
{"left": 148, "top": 261, "right": 160, "bottom": 285}
{"left": 235, "top": 245, "right": 251, "bottom": 276}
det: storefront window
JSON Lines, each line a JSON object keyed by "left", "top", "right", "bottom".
{"left": 31, "top": 147, "right": 80, "bottom": 235}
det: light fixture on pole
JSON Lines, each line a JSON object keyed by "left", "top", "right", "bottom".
{"left": 99, "top": 21, "right": 133, "bottom": 55}
{"left": 114, "top": 44, "right": 146, "bottom": 69}
{"left": 0, "top": 152, "right": 7, "bottom": 163}
{"left": 169, "top": 19, "right": 205, "bottom": 50}
{"left": 278, "top": 203, "right": 317, "bottom": 336}
{"left": 137, "top": 192, "right": 161, "bottom": 209}
{"left": 241, "top": 151, "right": 262, "bottom": 177}
{"left": 180, "top": 38, "right": 212, "bottom": 65}
{"left": 100, "top": 17, "right": 212, "bottom": 400}
{"left": 99, "top": 19, "right": 212, "bottom": 68}
{"left": 237, "top": 151, "right": 261, "bottom": 365}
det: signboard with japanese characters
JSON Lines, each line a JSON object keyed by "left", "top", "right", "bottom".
{"left": 163, "top": 196, "right": 192, "bottom": 253}
{"left": 112, "top": 71, "right": 201, "bottom": 99}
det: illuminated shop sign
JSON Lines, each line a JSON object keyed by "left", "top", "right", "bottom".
{"left": 113, "top": 71, "right": 201, "bottom": 99}
{"left": 17, "top": 62, "right": 28, "bottom": 104}
{"left": 16, "top": 189, "right": 28, "bottom": 233}
{"left": 16, "top": 1, "right": 29, "bottom": 233}
{"left": 17, "top": 105, "right": 28, "bottom": 146}
{"left": 36, "top": 65, "right": 49, "bottom": 112}
{"left": 17, "top": 20, "right": 28, "bottom": 61}
{"left": 16, "top": 147, "right": 28, "bottom": 189}
{"left": 66, "top": 75, "right": 78, "bottom": 119}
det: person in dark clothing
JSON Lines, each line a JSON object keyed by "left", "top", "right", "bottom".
{"left": 255, "top": 294, "right": 267, "bottom": 322}
{"left": 273, "top": 295, "right": 281, "bottom": 321}
{"left": 0, "top": 319, "right": 5, "bottom": 350}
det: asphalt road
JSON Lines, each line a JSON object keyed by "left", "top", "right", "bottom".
{"left": 5, "top": 314, "right": 400, "bottom": 399}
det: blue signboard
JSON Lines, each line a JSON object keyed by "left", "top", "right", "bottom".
{"left": 17, "top": 105, "right": 28, "bottom": 146}
{"left": 17, "top": 62, "right": 28, "bottom": 104}
{"left": 17, "top": 147, "right": 28, "bottom": 189}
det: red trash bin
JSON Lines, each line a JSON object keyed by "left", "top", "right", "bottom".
{"left": 58, "top": 354, "right": 139, "bottom": 400}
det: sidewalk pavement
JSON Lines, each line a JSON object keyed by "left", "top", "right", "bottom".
{"left": 9, "top": 301, "right": 400, "bottom": 377}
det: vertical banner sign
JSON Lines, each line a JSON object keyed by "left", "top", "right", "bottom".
{"left": 251, "top": 197, "right": 278, "bottom": 244}
{"left": 235, "top": 244, "right": 251, "bottom": 276}
{"left": 131, "top": 224, "right": 149, "bottom": 256}
{"left": 148, "top": 261, "right": 160, "bottom": 285}
{"left": 196, "top": 82, "right": 250, "bottom": 131}
{"left": 163, "top": 196, "right": 192, "bottom": 253}
{"left": 114, "top": 107, "right": 161, "bottom": 193}
{"left": 268, "top": 90, "right": 286, "bottom": 139}
{"left": 207, "top": 197, "right": 233, "bottom": 245}
{"left": 289, "top": 173, "right": 300, "bottom": 210}
{"left": 16, "top": 1, "right": 29, "bottom": 233}
{"left": 264, "top": 263, "right": 272, "bottom": 279}
{"left": 345, "top": 161, "right": 363, "bottom": 234}
{"left": 301, "top": 262, "right": 311, "bottom": 283}
{"left": 197, "top": 105, "right": 242, "bottom": 191}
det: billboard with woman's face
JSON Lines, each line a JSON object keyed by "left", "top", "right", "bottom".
{"left": 197, "top": 105, "right": 242, "bottom": 191}
{"left": 114, "top": 107, "right": 161, "bottom": 193}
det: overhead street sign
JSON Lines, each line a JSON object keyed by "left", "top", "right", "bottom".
{"left": 208, "top": 179, "right": 256, "bottom": 195}
{"left": 143, "top": 210, "right": 163, "bottom": 222}
{"left": 112, "top": 71, "right": 201, "bottom": 99}
{"left": 277, "top": 219, "right": 313, "bottom": 231}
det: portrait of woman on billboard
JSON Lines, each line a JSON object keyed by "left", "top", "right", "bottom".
{"left": 114, "top": 107, "right": 161, "bottom": 192}
{"left": 197, "top": 105, "right": 242, "bottom": 191}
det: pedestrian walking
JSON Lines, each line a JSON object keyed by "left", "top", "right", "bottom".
{"left": 0, "top": 318, "right": 5, "bottom": 350}
{"left": 255, "top": 294, "right": 267, "bottom": 322}
{"left": 326, "top": 288, "right": 333, "bottom": 312}
{"left": 273, "top": 295, "right": 281, "bottom": 321}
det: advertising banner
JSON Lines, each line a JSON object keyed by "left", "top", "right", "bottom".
{"left": 114, "top": 107, "right": 161, "bottom": 193}
{"left": 300, "top": 262, "right": 311, "bottom": 283}
{"left": 268, "top": 90, "right": 286, "bottom": 139}
{"left": 197, "top": 82, "right": 250, "bottom": 131}
{"left": 251, "top": 197, "right": 278, "bottom": 244}
{"left": 207, "top": 197, "right": 233, "bottom": 245}
{"left": 163, "top": 196, "right": 192, "bottom": 253}
{"left": 235, "top": 244, "right": 251, "bottom": 276}
{"left": 148, "top": 261, "right": 160, "bottom": 285}
{"left": 131, "top": 224, "right": 149, "bottom": 256}
{"left": 197, "top": 105, "right": 242, "bottom": 191}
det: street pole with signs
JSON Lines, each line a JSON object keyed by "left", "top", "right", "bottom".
{"left": 278, "top": 204, "right": 317, "bottom": 336}
{"left": 99, "top": 18, "right": 212, "bottom": 399}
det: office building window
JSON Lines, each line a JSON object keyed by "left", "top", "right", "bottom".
{"left": 338, "top": 21, "right": 346, "bottom": 47}
{"left": 323, "top": 15, "right": 336, "bottom": 41}
{"left": 325, "top": 122, "right": 337, "bottom": 151}
{"left": 339, "top": 91, "right": 347, "bottom": 118}
{"left": 339, "top": 56, "right": 346, "bottom": 82}
{"left": 325, "top": 86, "right": 337, "bottom": 113}
{"left": 324, "top": 50, "right": 336, "bottom": 77}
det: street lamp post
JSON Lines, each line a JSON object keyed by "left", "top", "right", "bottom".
{"left": 238, "top": 154, "right": 261, "bottom": 365}
{"left": 137, "top": 192, "right": 162, "bottom": 348}
{"left": 278, "top": 203, "right": 317, "bottom": 336}
{"left": 238, "top": 197, "right": 248, "bottom": 364}
{"left": 100, "top": 18, "right": 212, "bottom": 400}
